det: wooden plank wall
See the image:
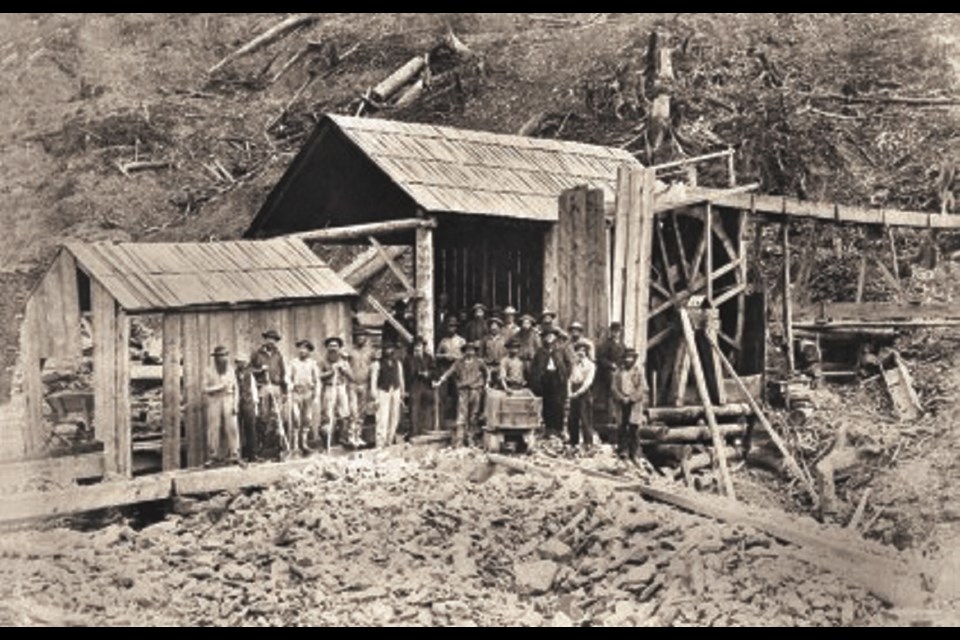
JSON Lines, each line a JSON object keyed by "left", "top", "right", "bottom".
{"left": 175, "top": 301, "right": 351, "bottom": 469}
{"left": 32, "top": 251, "right": 82, "bottom": 366}
{"left": 555, "top": 187, "right": 609, "bottom": 338}
{"left": 114, "top": 311, "right": 131, "bottom": 477}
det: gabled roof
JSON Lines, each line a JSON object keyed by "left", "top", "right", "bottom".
{"left": 64, "top": 238, "right": 356, "bottom": 313}
{"left": 326, "top": 114, "right": 641, "bottom": 222}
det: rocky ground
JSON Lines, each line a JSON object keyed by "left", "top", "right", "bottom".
{"left": 0, "top": 446, "right": 902, "bottom": 627}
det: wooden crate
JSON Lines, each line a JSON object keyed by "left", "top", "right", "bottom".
{"left": 484, "top": 390, "right": 542, "bottom": 427}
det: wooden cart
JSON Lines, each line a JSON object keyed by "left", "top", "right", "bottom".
{"left": 482, "top": 389, "right": 542, "bottom": 454}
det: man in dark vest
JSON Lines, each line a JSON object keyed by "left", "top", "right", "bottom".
{"left": 234, "top": 353, "right": 259, "bottom": 462}
{"left": 595, "top": 321, "right": 626, "bottom": 428}
{"left": 530, "top": 327, "right": 571, "bottom": 440}
{"left": 369, "top": 342, "right": 405, "bottom": 448}
{"left": 250, "top": 329, "right": 288, "bottom": 458}
{"left": 404, "top": 335, "right": 436, "bottom": 438}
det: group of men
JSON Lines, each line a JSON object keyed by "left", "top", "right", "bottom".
{"left": 430, "top": 302, "right": 651, "bottom": 460}
{"left": 201, "top": 304, "right": 651, "bottom": 466}
{"left": 203, "top": 329, "right": 409, "bottom": 466}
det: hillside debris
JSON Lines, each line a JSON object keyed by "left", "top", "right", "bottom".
{"left": 208, "top": 13, "right": 321, "bottom": 76}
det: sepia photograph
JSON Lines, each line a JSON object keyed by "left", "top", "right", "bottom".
{"left": 0, "top": 12, "right": 958, "bottom": 627}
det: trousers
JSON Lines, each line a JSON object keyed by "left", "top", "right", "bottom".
{"left": 568, "top": 393, "right": 595, "bottom": 447}
{"left": 291, "top": 387, "right": 316, "bottom": 450}
{"left": 617, "top": 402, "right": 640, "bottom": 461}
{"left": 541, "top": 372, "right": 566, "bottom": 436}
{"left": 409, "top": 381, "right": 436, "bottom": 438}
{"left": 206, "top": 396, "right": 239, "bottom": 462}
{"left": 375, "top": 387, "right": 403, "bottom": 447}
{"left": 238, "top": 401, "right": 257, "bottom": 461}
{"left": 455, "top": 387, "right": 484, "bottom": 446}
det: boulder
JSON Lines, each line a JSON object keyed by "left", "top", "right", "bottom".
{"left": 514, "top": 560, "right": 560, "bottom": 595}
{"left": 538, "top": 538, "right": 574, "bottom": 562}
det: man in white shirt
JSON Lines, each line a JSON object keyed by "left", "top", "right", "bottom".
{"left": 204, "top": 346, "right": 241, "bottom": 467}
{"left": 567, "top": 340, "right": 597, "bottom": 452}
{"left": 288, "top": 339, "right": 320, "bottom": 456}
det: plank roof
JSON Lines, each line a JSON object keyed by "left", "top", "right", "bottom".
{"left": 64, "top": 238, "right": 355, "bottom": 312}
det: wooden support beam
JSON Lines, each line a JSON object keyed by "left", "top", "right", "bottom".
{"left": 650, "top": 149, "right": 735, "bottom": 172}
{"left": 639, "top": 423, "right": 746, "bottom": 442}
{"left": 708, "top": 337, "right": 819, "bottom": 507}
{"left": 339, "top": 245, "right": 407, "bottom": 289}
{"left": 173, "top": 458, "right": 315, "bottom": 495}
{"left": 543, "top": 220, "right": 560, "bottom": 318}
{"left": 366, "top": 294, "right": 414, "bottom": 344}
{"left": 162, "top": 314, "right": 182, "bottom": 471}
{"left": 92, "top": 281, "right": 118, "bottom": 476}
{"left": 415, "top": 219, "right": 435, "bottom": 348}
{"left": 713, "top": 283, "right": 747, "bottom": 308}
{"left": 368, "top": 235, "right": 416, "bottom": 297}
{"left": 611, "top": 165, "right": 631, "bottom": 325}
{"left": 647, "top": 403, "right": 752, "bottom": 422}
{"left": 20, "top": 298, "right": 43, "bottom": 457}
{"left": 678, "top": 308, "right": 736, "bottom": 499}
{"left": 705, "top": 203, "right": 714, "bottom": 304}
{"left": 856, "top": 251, "right": 868, "bottom": 303}
{"left": 289, "top": 218, "right": 437, "bottom": 243}
{"left": 782, "top": 222, "right": 795, "bottom": 374}
{"left": 115, "top": 312, "right": 132, "bottom": 478}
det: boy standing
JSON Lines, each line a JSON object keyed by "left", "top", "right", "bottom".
{"left": 319, "top": 337, "right": 353, "bottom": 450}
{"left": 612, "top": 348, "right": 648, "bottom": 464}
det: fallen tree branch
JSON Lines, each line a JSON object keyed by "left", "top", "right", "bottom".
{"left": 114, "top": 160, "right": 171, "bottom": 177}
{"left": 208, "top": 13, "right": 319, "bottom": 75}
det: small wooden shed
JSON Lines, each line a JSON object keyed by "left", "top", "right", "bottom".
{"left": 246, "top": 114, "right": 643, "bottom": 345}
{"left": 17, "top": 238, "right": 356, "bottom": 477}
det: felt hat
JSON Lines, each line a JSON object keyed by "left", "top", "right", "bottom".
{"left": 623, "top": 348, "right": 639, "bottom": 359}
{"left": 463, "top": 341, "right": 480, "bottom": 352}
{"left": 503, "top": 306, "right": 518, "bottom": 316}
{"left": 540, "top": 310, "right": 557, "bottom": 322}
{"left": 324, "top": 336, "right": 344, "bottom": 349}
{"left": 569, "top": 321, "right": 584, "bottom": 332}
{"left": 609, "top": 321, "right": 623, "bottom": 331}
{"left": 574, "top": 340, "right": 591, "bottom": 353}
{"left": 541, "top": 326, "right": 558, "bottom": 337}
{"left": 471, "top": 302, "right": 487, "bottom": 313}
{"left": 296, "top": 339, "right": 315, "bottom": 351}
{"left": 211, "top": 345, "right": 230, "bottom": 358}
{"left": 262, "top": 329, "right": 281, "bottom": 341}
{"left": 519, "top": 313, "right": 536, "bottom": 324}
{"left": 489, "top": 316, "right": 504, "bottom": 327}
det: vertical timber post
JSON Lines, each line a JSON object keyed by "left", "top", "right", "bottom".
{"left": 782, "top": 222, "right": 795, "bottom": 375}
{"left": 543, "top": 217, "right": 560, "bottom": 318}
{"left": 415, "top": 215, "right": 435, "bottom": 348}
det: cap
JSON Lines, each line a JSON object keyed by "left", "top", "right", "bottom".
{"left": 569, "top": 321, "right": 584, "bottom": 332}
{"left": 489, "top": 316, "right": 503, "bottom": 327}
{"left": 296, "top": 339, "right": 315, "bottom": 351}
{"left": 234, "top": 353, "right": 249, "bottom": 363}
{"left": 262, "top": 329, "right": 281, "bottom": 341}
{"left": 324, "top": 336, "right": 344, "bottom": 349}
{"left": 471, "top": 302, "right": 487, "bottom": 313}
{"left": 609, "top": 321, "right": 623, "bottom": 331}
{"left": 574, "top": 340, "right": 590, "bottom": 352}
{"left": 211, "top": 345, "right": 230, "bottom": 357}
{"left": 519, "top": 314, "right": 536, "bottom": 324}
{"left": 540, "top": 310, "right": 557, "bottom": 322}
{"left": 503, "top": 306, "right": 518, "bottom": 315}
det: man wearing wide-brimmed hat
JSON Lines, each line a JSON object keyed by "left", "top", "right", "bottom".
{"left": 234, "top": 352, "right": 260, "bottom": 462}
{"left": 204, "top": 345, "right": 241, "bottom": 467}
{"left": 595, "top": 322, "right": 626, "bottom": 428}
{"left": 530, "top": 326, "right": 571, "bottom": 439}
{"left": 465, "top": 302, "right": 489, "bottom": 344}
{"left": 612, "top": 348, "right": 648, "bottom": 464}
{"left": 501, "top": 306, "right": 520, "bottom": 342}
{"left": 436, "top": 317, "right": 466, "bottom": 424}
{"left": 515, "top": 313, "right": 541, "bottom": 368}
{"left": 370, "top": 341, "right": 405, "bottom": 447}
{"left": 482, "top": 315, "right": 508, "bottom": 371}
{"left": 435, "top": 340, "right": 489, "bottom": 447}
{"left": 288, "top": 339, "right": 320, "bottom": 456}
{"left": 250, "top": 328, "right": 289, "bottom": 459}
{"left": 319, "top": 336, "right": 354, "bottom": 449}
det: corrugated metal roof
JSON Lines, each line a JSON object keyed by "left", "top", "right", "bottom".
{"left": 65, "top": 238, "right": 356, "bottom": 312}
{"left": 328, "top": 114, "right": 641, "bottom": 222}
